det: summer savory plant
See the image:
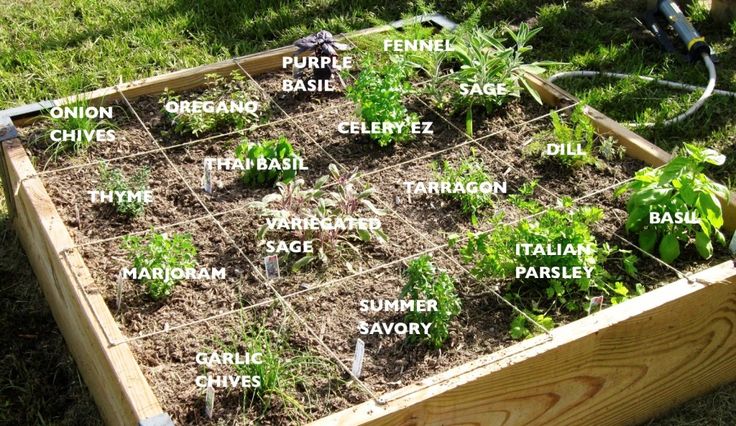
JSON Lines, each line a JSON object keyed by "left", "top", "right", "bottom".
{"left": 122, "top": 232, "right": 197, "bottom": 300}
{"left": 235, "top": 136, "right": 299, "bottom": 187}
{"left": 526, "top": 104, "right": 625, "bottom": 168}
{"left": 250, "top": 164, "right": 387, "bottom": 271}
{"left": 345, "top": 56, "right": 419, "bottom": 147}
{"left": 615, "top": 144, "right": 730, "bottom": 263}
{"left": 401, "top": 255, "right": 461, "bottom": 348}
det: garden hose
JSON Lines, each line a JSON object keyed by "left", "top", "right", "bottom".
{"left": 549, "top": 0, "right": 736, "bottom": 128}
{"left": 549, "top": 53, "right": 736, "bottom": 128}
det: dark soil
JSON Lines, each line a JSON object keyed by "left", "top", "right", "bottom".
{"left": 19, "top": 68, "right": 732, "bottom": 424}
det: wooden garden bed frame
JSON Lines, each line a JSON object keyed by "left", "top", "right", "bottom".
{"left": 1, "top": 15, "right": 736, "bottom": 426}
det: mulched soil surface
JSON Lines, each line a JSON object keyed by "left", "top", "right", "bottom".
{"left": 18, "top": 69, "right": 732, "bottom": 424}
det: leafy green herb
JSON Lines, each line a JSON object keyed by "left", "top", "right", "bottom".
{"left": 525, "top": 104, "right": 610, "bottom": 168}
{"left": 401, "top": 255, "right": 461, "bottom": 348}
{"left": 415, "top": 24, "right": 553, "bottom": 135}
{"left": 121, "top": 232, "right": 197, "bottom": 300}
{"left": 454, "top": 199, "right": 637, "bottom": 313}
{"left": 251, "top": 164, "right": 387, "bottom": 271}
{"left": 235, "top": 136, "right": 299, "bottom": 187}
{"left": 98, "top": 163, "right": 150, "bottom": 217}
{"left": 509, "top": 311, "right": 553, "bottom": 340}
{"left": 345, "top": 56, "right": 418, "bottom": 147}
{"left": 159, "top": 72, "right": 267, "bottom": 137}
{"left": 433, "top": 154, "right": 497, "bottom": 226}
{"left": 615, "top": 144, "right": 730, "bottom": 263}
{"left": 508, "top": 179, "right": 544, "bottom": 213}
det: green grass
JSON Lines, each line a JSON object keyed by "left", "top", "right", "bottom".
{"left": 1, "top": 0, "right": 736, "bottom": 423}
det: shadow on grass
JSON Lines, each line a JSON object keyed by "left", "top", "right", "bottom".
{"left": 0, "top": 196, "right": 102, "bottom": 424}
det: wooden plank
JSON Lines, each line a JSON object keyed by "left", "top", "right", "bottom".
{"left": 2, "top": 139, "right": 169, "bottom": 425}
{"left": 523, "top": 73, "right": 673, "bottom": 166}
{"left": 4, "top": 19, "right": 415, "bottom": 127}
{"left": 315, "top": 260, "right": 736, "bottom": 426}
{"left": 523, "top": 72, "right": 736, "bottom": 231}
{"left": 5, "top": 14, "right": 455, "bottom": 127}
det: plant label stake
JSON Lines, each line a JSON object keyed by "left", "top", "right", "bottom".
{"left": 115, "top": 272, "right": 124, "bottom": 311}
{"left": 202, "top": 159, "right": 213, "bottom": 194}
{"left": 587, "top": 296, "right": 604, "bottom": 315}
{"left": 351, "top": 338, "right": 365, "bottom": 379}
{"left": 264, "top": 255, "right": 280, "bottom": 280}
{"left": 205, "top": 385, "right": 215, "bottom": 419}
{"left": 729, "top": 230, "right": 736, "bottom": 255}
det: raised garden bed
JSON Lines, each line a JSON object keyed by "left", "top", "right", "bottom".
{"left": 2, "top": 14, "right": 736, "bottom": 426}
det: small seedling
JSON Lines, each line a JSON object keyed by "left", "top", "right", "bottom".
{"left": 235, "top": 136, "right": 299, "bottom": 187}
{"left": 434, "top": 154, "right": 497, "bottom": 226}
{"left": 121, "top": 232, "right": 197, "bottom": 300}
{"left": 98, "top": 163, "right": 150, "bottom": 217}
{"left": 597, "top": 137, "right": 626, "bottom": 162}
{"left": 616, "top": 144, "right": 730, "bottom": 263}
{"left": 509, "top": 311, "right": 554, "bottom": 340}
{"left": 401, "top": 255, "right": 461, "bottom": 348}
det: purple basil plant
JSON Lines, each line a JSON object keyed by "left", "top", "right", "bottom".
{"left": 293, "top": 30, "right": 350, "bottom": 82}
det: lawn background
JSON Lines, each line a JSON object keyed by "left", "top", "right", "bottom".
{"left": 1, "top": 0, "right": 735, "bottom": 424}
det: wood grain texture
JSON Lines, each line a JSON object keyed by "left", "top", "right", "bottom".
{"left": 315, "top": 260, "right": 736, "bottom": 426}
{"left": 2, "top": 139, "right": 165, "bottom": 425}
